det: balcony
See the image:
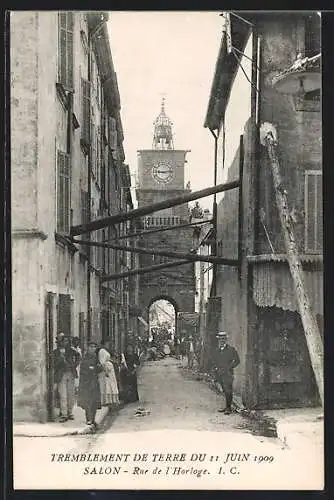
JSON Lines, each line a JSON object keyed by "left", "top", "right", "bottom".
{"left": 143, "top": 216, "right": 187, "bottom": 228}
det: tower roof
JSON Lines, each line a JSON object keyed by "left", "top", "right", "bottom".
{"left": 153, "top": 97, "right": 174, "bottom": 150}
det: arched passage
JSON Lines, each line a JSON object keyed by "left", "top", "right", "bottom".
{"left": 148, "top": 295, "right": 178, "bottom": 344}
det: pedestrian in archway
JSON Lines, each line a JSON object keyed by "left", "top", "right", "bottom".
{"left": 187, "top": 335, "right": 195, "bottom": 369}
{"left": 211, "top": 332, "right": 240, "bottom": 415}
{"left": 120, "top": 344, "right": 140, "bottom": 403}
{"left": 174, "top": 336, "right": 180, "bottom": 359}
{"left": 78, "top": 340, "right": 102, "bottom": 427}
{"left": 180, "top": 335, "right": 186, "bottom": 360}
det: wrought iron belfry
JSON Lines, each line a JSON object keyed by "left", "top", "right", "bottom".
{"left": 152, "top": 97, "right": 174, "bottom": 150}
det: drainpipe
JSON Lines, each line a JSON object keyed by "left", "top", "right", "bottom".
{"left": 209, "top": 128, "right": 218, "bottom": 297}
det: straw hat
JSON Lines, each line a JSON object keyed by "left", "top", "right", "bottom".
{"left": 216, "top": 331, "right": 228, "bottom": 338}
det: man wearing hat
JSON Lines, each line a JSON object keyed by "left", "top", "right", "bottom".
{"left": 77, "top": 340, "right": 102, "bottom": 427}
{"left": 53, "top": 334, "right": 81, "bottom": 422}
{"left": 212, "top": 331, "right": 240, "bottom": 414}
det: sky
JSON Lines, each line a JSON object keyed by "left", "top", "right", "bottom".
{"left": 107, "top": 11, "right": 223, "bottom": 209}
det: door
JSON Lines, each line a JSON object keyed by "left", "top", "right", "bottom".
{"left": 45, "top": 292, "right": 55, "bottom": 421}
{"left": 258, "top": 307, "right": 319, "bottom": 408}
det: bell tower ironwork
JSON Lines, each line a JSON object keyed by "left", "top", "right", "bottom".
{"left": 152, "top": 97, "right": 174, "bottom": 150}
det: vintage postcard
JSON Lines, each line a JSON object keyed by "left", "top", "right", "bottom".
{"left": 10, "top": 10, "right": 323, "bottom": 490}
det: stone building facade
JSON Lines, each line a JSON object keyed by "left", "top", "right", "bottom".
{"left": 204, "top": 12, "right": 322, "bottom": 408}
{"left": 11, "top": 11, "right": 137, "bottom": 422}
{"left": 136, "top": 103, "right": 196, "bottom": 331}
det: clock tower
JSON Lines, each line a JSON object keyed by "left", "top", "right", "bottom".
{"left": 136, "top": 98, "right": 196, "bottom": 329}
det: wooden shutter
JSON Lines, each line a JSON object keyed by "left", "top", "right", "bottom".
{"left": 57, "top": 151, "right": 71, "bottom": 233}
{"left": 305, "top": 170, "right": 323, "bottom": 253}
{"left": 79, "top": 312, "right": 85, "bottom": 351}
{"left": 108, "top": 117, "right": 118, "bottom": 151}
{"left": 81, "top": 78, "right": 91, "bottom": 146}
{"left": 58, "top": 12, "right": 74, "bottom": 89}
{"left": 91, "top": 122, "right": 96, "bottom": 177}
{"left": 80, "top": 189, "right": 89, "bottom": 241}
{"left": 305, "top": 14, "right": 321, "bottom": 57}
{"left": 97, "top": 127, "right": 101, "bottom": 186}
{"left": 57, "top": 293, "right": 72, "bottom": 336}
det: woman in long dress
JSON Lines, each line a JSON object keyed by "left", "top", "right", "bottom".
{"left": 120, "top": 344, "right": 140, "bottom": 403}
{"left": 98, "top": 342, "right": 120, "bottom": 408}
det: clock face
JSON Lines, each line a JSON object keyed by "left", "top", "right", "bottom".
{"left": 151, "top": 161, "right": 174, "bottom": 184}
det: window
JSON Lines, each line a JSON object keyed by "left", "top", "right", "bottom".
{"left": 81, "top": 78, "right": 91, "bottom": 149}
{"left": 91, "top": 121, "right": 96, "bottom": 178}
{"left": 304, "top": 170, "right": 323, "bottom": 253}
{"left": 96, "top": 127, "right": 101, "bottom": 186}
{"left": 96, "top": 75, "right": 101, "bottom": 108}
{"left": 294, "top": 15, "right": 321, "bottom": 108}
{"left": 101, "top": 144, "right": 108, "bottom": 201}
{"left": 304, "top": 15, "right": 321, "bottom": 102}
{"left": 57, "top": 150, "right": 71, "bottom": 233}
{"left": 108, "top": 117, "right": 118, "bottom": 151}
{"left": 102, "top": 229, "right": 107, "bottom": 272}
{"left": 80, "top": 189, "right": 89, "bottom": 241}
{"left": 304, "top": 14, "right": 321, "bottom": 57}
{"left": 58, "top": 12, "right": 74, "bottom": 90}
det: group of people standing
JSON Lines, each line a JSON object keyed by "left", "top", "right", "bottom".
{"left": 53, "top": 334, "right": 140, "bottom": 427}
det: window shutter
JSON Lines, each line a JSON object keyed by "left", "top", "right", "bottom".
{"left": 91, "top": 122, "right": 96, "bottom": 177}
{"left": 97, "top": 128, "right": 101, "bottom": 186}
{"left": 57, "top": 150, "right": 71, "bottom": 233}
{"left": 58, "top": 293, "right": 72, "bottom": 336}
{"left": 67, "top": 28, "right": 74, "bottom": 89}
{"left": 81, "top": 189, "right": 89, "bottom": 241}
{"left": 81, "top": 78, "right": 91, "bottom": 146}
{"left": 57, "top": 151, "right": 64, "bottom": 232}
{"left": 108, "top": 117, "right": 118, "bottom": 151}
{"left": 305, "top": 14, "right": 321, "bottom": 57}
{"left": 305, "top": 171, "right": 323, "bottom": 253}
{"left": 58, "top": 12, "right": 73, "bottom": 89}
{"left": 59, "top": 14, "right": 67, "bottom": 86}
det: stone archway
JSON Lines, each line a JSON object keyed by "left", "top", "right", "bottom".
{"left": 148, "top": 295, "right": 178, "bottom": 342}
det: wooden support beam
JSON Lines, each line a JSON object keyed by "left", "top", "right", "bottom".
{"left": 101, "top": 260, "right": 190, "bottom": 281}
{"left": 261, "top": 124, "right": 324, "bottom": 407}
{"left": 70, "top": 179, "right": 240, "bottom": 236}
{"left": 72, "top": 238, "right": 240, "bottom": 266}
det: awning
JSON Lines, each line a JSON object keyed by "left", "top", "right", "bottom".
{"left": 138, "top": 316, "right": 149, "bottom": 329}
{"left": 253, "top": 261, "right": 323, "bottom": 316}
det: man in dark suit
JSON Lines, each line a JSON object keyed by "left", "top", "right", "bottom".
{"left": 53, "top": 335, "right": 81, "bottom": 422}
{"left": 211, "top": 331, "right": 240, "bottom": 414}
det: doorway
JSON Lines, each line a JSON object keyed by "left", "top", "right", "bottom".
{"left": 257, "top": 306, "right": 319, "bottom": 408}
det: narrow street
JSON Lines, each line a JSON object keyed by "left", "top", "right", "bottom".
{"left": 108, "top": 356, "right": 249, "bottom": 433}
